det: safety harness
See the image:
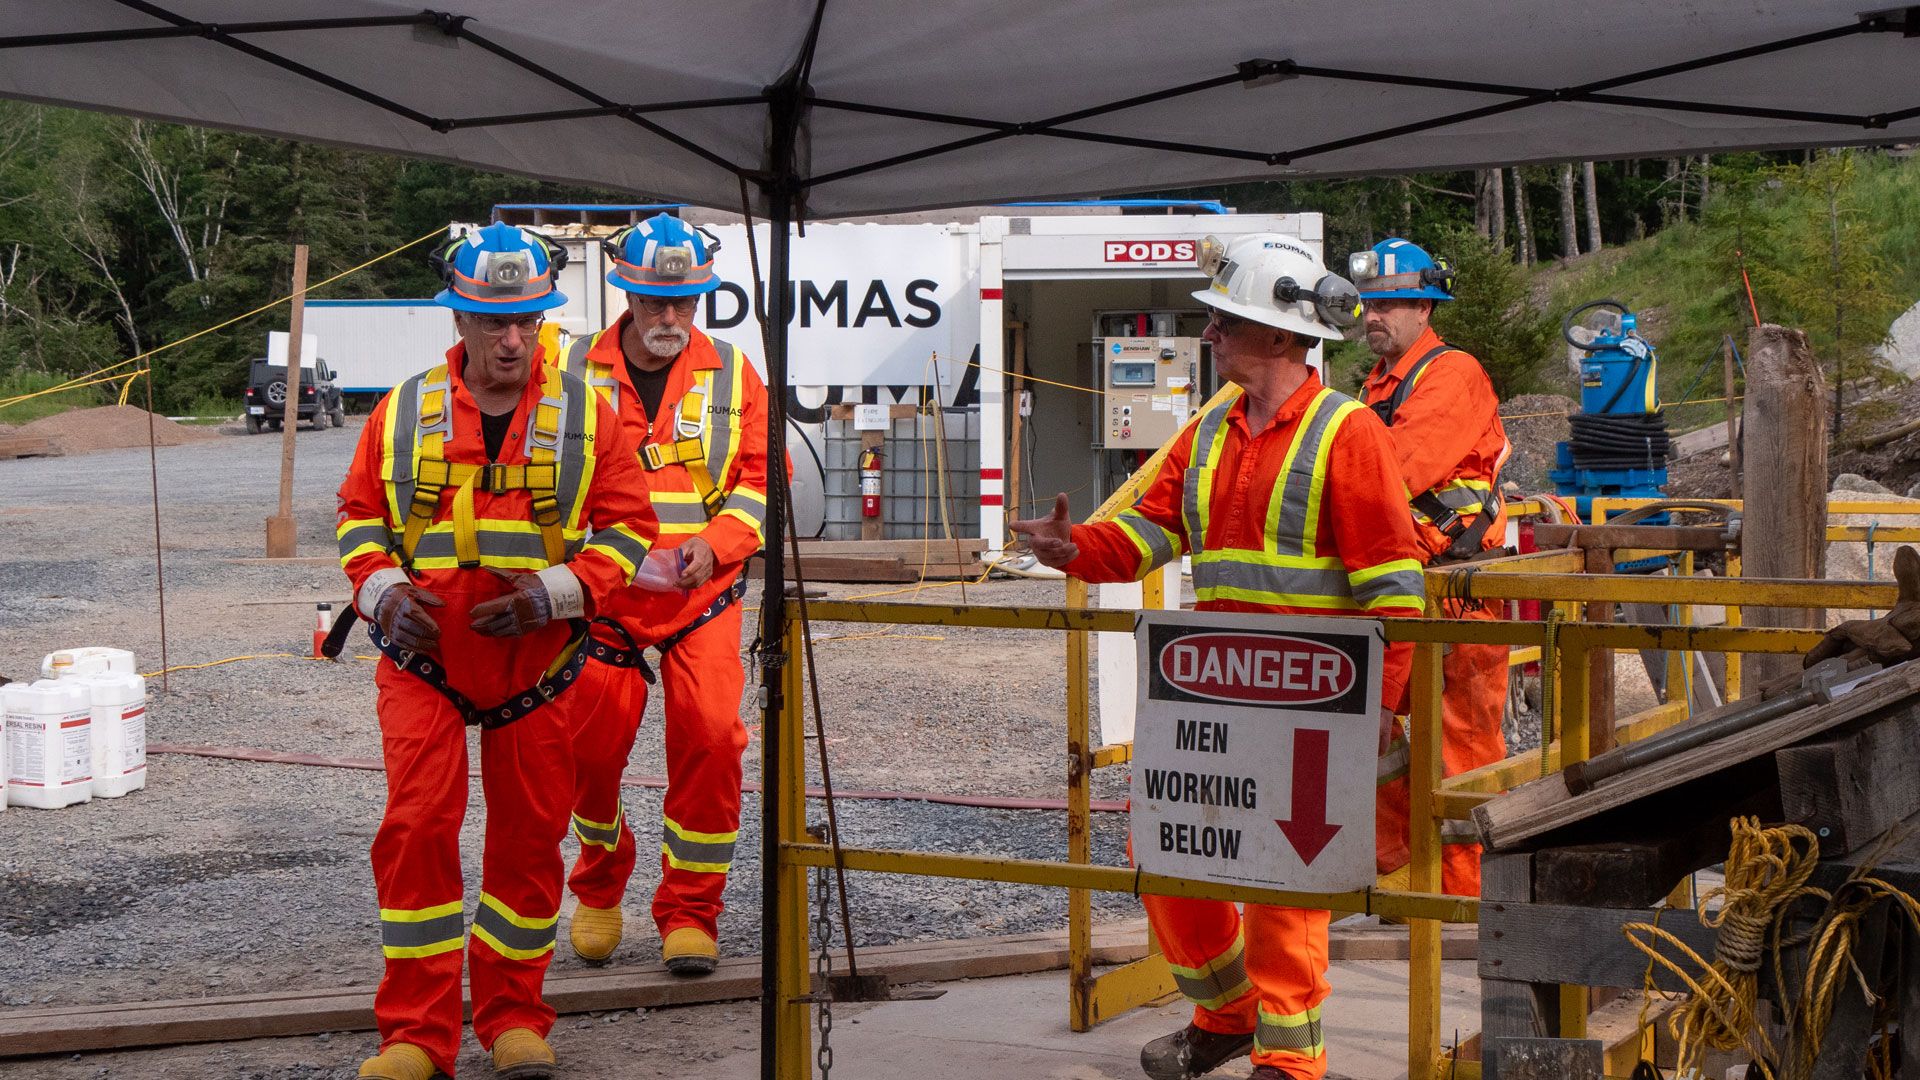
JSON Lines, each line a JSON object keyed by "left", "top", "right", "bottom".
{"left": 656, "top": 575, "right": 750, "bottom": 654}
{"left": 396, "top": 362, "right": 571, "bottom": 569}
{"left": 1368, "top": 343, "right": 1503, "bottom": 563}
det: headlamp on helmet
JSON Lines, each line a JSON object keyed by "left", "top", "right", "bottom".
{"left": 1195, "top": 235, "right": 1227, "bottom": 279}
{"left": 1273, "top": 273, "right": 1362, "bottom": 330}
{"left": 1348, "top": 250, "right": 1379, "bottom": 280}
{"left": 653, "top": 243, "right": 695, "bottom": 280}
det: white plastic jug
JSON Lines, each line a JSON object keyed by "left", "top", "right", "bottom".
{"left": 3, "top": 680, "right": 93, "bottom": 809}
{"left": 73, "top": 672, "right": 147, "bottom": 798}
{"left": 41, "top": 647, "right": 137, "bottom": 680}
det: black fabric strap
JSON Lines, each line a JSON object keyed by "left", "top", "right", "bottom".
{"left": 583, "top": 617, "right": 657, "bottom": 684}
{"left": 1368, "top": 342, "right": 1456, "bottom": 428}
{"left": 367, "top": 619, "right": 589, "bottom": 729}
{"left": 655, "top": 574, "right": 750, "bottom": 654}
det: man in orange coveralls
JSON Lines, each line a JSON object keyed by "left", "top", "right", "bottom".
{"left": 1013, "top": 234, "right": 1426, "bottom": 1080}
{"left": 558, "top": 213, "right": 771, "bottom": 976}
{"left": 335, "top": 222, "right": 657, "bottom": 1080}
{"left": 1351, "top": 237, "right": 1512, "bottom": 897}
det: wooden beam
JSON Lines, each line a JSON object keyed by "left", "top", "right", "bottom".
{"left": 1742, "top": 324, "right": 1828, "bottom": 689}
{"left": 1474, "top": 665, "right": 1920, "bottom": 851}
{"left": 0, "top": 925, "right": 1153, "bottom": 1058}
{"left": 1479, "top": 902, "right": 1719, "bottom": 990}
{"left": 1531, "top": 524, "right": 1732, "bottom": 553}
{"left": 1776, "top": 712, "right": 1920, "bottom": 856}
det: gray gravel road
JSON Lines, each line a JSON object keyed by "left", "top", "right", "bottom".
{"left": 0, "top": 419, "right": 1135, "bottom": 1076}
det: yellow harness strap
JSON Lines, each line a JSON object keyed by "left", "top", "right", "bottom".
{"left": 398, "top": 364, "right": 569, "bottom": 568}
{"left": 641, "top": 370, "right": 725, "bottom": 517}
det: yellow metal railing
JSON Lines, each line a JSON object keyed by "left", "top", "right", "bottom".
{"left": 769, "top": 588, "right": 1840, "bottom": 1080}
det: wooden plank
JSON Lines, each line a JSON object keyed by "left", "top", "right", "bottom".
{"left": 1475, "top": 665, "right": 1920, "bottom": 851}
{"left": 1484, "top": 1037, "right": 1601, "bottom": 1080}
{"left": 0, "top": 435, "right": 60, "bottom": 460}
{"left": 1584, "top": 548, "right": 1617, "bottom": 757}
{"left": 1480, "top": 851, "right": 1556, "bottom": 1080}
{"left": 1743, "top": 324, "right": 1828, "bottom": 689}
{"left": 1479, "top": 902, "right": 1719, "bottom": 990}
{"left": 1531, "top": 523, "right": 1731, "bottom": 552}
{"left": 1775, "top": 711, "right": 1920, "bottom": 856}
{"left": 1528, "top": 783, "right": 1775, "bottom": 907}
{"left": 0, "top": 924, "right": 1154, "bottom": 1057}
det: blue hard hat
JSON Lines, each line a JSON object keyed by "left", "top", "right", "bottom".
{"left": 604, "top": 213, "right": 723, "bottom": 297}
{"left": 431, "top": 223, "right": 568, "bottom": 314}
{"left": 1351, "top": 237, "right": 1454, "bottom": 302}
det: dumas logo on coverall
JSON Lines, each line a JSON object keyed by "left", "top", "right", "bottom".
{"left": 1157, "top": 633, "right": 1356, "bottom": 706}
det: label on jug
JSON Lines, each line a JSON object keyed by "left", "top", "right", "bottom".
{"left": 123, "top": 707, "right": 147, "bottom": 773}
{"left": 5, "top": 715, "right": 92, "bottom": 787}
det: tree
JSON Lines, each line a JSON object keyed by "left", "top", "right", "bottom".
{"left": 1430, "top": 227, "right": 1558, "bottom": 396}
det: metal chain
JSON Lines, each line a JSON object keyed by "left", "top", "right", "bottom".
{"left": 814, "top": 863, "right": 834, "bottom": 1079}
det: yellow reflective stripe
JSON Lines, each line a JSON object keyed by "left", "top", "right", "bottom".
{"left": 584, "top": 522, "right": 650, "bottom": 581}
{"left": 337, "top": 518, "right": 392, "bottom": 566}
{"left": 572, "top": 806, "right": 623, "bottom": 851}
{"left": 1349, "top": 557, "right": 1421, "bottom": 585}
{"left": 710, "top": 353, "right": 748, "bottom": 499}
{"left": 381, "top": 899, "right": 463, "bottom": 922}
{"left": 379, "top": 899, "right": 465, "bottom": 959}
{"left": 1262, "top": 390, "right": 1327, "bottom": 553}
{"left": 664, "top": 816, "right": 738, "bottom": 845}
{"left": 1255, "top": 1003, "right": 1325, "bottom": 1058}
{"left": 1165, "top": 936, "right": 1254, "bottom": 1011}
{"left": 1297, "top": 400, "right": 1359, "bottom": 560}
{"left": 1114, "top": 509, "right": 1179, "bottom": 579}
{"left": 662, "top": 815, "right": 738, "bottom": 874}
{"left": 1196, "top": 584, "right": 1365, "bottom": 610}
{"left": 470, "top": 891, "right": 558, "bottom": 961}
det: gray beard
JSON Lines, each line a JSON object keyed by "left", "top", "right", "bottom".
{"left": 644, "top": 326, "right": 689, "bottom": 359}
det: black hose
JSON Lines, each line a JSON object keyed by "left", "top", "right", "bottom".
{"left": 1567, "top": 412, "right": 1669, "bottom": 470}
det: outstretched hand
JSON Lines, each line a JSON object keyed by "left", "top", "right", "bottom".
{"left": 1009, "top": 493, "right": 1080, "bottom": 569}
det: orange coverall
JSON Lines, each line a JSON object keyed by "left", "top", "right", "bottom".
{"left": 1362, "top": 327, "right": 1511, "bottom": 896}
{"left": 336, "top": 345, "right": 656, "bottom": 1075}
{"left": 1067, "top": 374, "right": 1425, "bottom": 1080}
{"left": 561, "top": 317, "right": 771, "bottom": 941}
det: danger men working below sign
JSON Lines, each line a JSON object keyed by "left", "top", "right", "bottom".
{"left": 1129, "top": 611, "right": 1383, "bottom": 893}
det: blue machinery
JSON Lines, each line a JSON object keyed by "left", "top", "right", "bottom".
{"left": 1550, "top": 299, "right": 1671, "bottom": 524}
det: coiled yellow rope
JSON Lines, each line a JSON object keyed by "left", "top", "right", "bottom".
{"left": 1624, "top": 818, "right": 1920, "bottom": 1080}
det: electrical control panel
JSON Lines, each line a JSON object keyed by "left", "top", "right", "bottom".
{"left": 1097, "top": 337, "right": 1201, "bottom": 449}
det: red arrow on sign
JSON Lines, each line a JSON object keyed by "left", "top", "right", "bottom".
{"left": 1275, "top": 728, "right": 1340, "bottom": 865}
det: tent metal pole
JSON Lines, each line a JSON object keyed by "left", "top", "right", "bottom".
{"left": 758, "top": 184, "right": 793, "bottom": 1080}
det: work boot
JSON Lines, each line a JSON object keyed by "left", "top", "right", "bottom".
{"left": 1139, "top": 1023, "right": 1255, "bottom": 1080}
{"left": 490, "top": 1027, "right": 557, "bottom": 1079}
{"left": 569, "top": 903, "right": 623, "bottom": 965}
{"left": 358, "top": 1042, "right": 437, "bottom": 1080}
{"left": 662, "top": 926, "right": 719, "bottom": 976}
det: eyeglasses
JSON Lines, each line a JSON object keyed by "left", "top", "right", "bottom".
{"left": 638, "top": 296, "right": 700, "bottom": 316}
{"left": 1206, "top": 310, "right": 1253, "bottom": 334}
{"left": 470, "top": 314, "right": 544, "bottom": 338}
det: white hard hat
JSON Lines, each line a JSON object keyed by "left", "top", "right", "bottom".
{"left": 1191, "top": 233, "right": 1360, "bottom": 342}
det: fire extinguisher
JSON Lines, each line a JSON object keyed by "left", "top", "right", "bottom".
{"left": 859, "top": 447, "right": 883, "bottom": 518}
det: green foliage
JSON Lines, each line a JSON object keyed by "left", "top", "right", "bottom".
{"left": 0, "top": 370, "right": 109, "bottom": 423}
{"left": 1429, "top": 228, "right": 1558, "bottom": 397}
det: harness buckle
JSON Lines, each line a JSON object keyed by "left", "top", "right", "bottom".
{"left": 642, "top": 442, "right": 669, "bottom": 470}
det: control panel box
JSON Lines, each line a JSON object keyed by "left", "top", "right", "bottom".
{"left": 1097, "top": 337, "right": 1201, "bottom": 449}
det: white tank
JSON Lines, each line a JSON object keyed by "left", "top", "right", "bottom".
{"left": 3, "top": 680, "right": 93, "bottom": 809}
{"left": 41, "top": 647, "right": 137, "bottom": 680}
{"left": 72, "top": 672, "right": 147, "bottom": 798}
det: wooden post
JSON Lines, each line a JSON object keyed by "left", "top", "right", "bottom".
{"left": 1005, "top": 321, "right": 1027, "bottom": 535}
{"left": 1723, "top": 336, "right": 1741, "bottom": 500}
{"left": 1583, "top": 549, "right": 1617, "bottom": 756}
{"left": 1742, "top": 324, "right": 1828, "bottom": 689}
{"left": 265, "top": 244, "right": 309, "bottom": 558}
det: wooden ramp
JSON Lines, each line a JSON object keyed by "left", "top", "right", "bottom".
{"left": 0, "top": 924, "right": 1150, "bottom": 1059}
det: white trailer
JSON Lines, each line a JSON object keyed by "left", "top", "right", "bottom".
{"left": 306, "top": 203, "right": 1322, "bottom": 543}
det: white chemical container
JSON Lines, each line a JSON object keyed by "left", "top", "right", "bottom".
{"left": 41, "top": 647, "right": 137, "bottom": 680}
{"left": 73, "top": 672, "right": 147, "bottom": 798}
{"left": 3, "top": 680, "right": 93, "bottom": 809}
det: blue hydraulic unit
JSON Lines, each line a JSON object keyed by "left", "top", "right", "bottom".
{"left": 1550, "top": 299, "right": 1671, "bottom": 525}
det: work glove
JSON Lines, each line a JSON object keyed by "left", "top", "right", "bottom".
{"left": 469, "top": 565, "right": 587, "bottom": 638}
{"left": 1804, "top": 545, "right": 1920, "bottom": 668}
{"left": 374, "top": 584, "right": 447, "bottom": 653}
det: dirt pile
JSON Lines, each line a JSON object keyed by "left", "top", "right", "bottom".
{"left": 16, "top": 405, "right": 214, "bottom": 454}
{"left": 1829, "top": 380, "right": 1920, "bottom": 498}
{"left": 1499, "top": 393, "right": 1574, "bottom": 495}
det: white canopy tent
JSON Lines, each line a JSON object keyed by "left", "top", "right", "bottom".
{"left": 5, "top": 3, "right": 1915, "bottom": 1068}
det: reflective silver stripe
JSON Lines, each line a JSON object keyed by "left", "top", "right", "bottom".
{"left": 1114, "top": 508, "right": 1177, "bottom": 568}
{"left": 661, "top": 827, "right": 736, "bottom": 869}
{"left": 573, "top": 812, "right": 621, "bottom": 848}
{"left": 1433, "top": 484, "right": 1487, "bottom": 510}
{"left": 654, "top": 500, "right": 712, "bottom": 525}
{"left": 703, "top": 339, "right": 739, "bottom": 484}
{"left": 471, "top": 901, "right": 557, "bottom": 955}
{"left": 721, "top": 486, "right": 766, "bottom": 524}
{"left": 1271, "top": 390, "right": 1355, "bottom": 558}
{"left": 1182, "top": 398, "right": 1237, "bottom": 541}
{"left": 548, "top": 370, "right": 592, "bottom": 529}
{"left": 1191, "top": 557, "right": 1353, "bottom": 602}
{"left": 585, "top": 525, "right": 650, "bottom": 569}
{"left": 337, "top": 522, "right": 392, "bottom": 560}
{"left": 386, "top": 375, "right": 424, "bottom": 521}
{"left": 1350, "top": 567, "right": 1426, "bottom": 609}
{"left": 1255, "top": 1007, "right": 1324, "bottom": 1055}
{"left": 381, "top": 910, "right": 464, "bottom": 951}
{"left": 408, "top": 529, "right": 554, "bottom": 562}
{"left": 1171, "top": 953, "right": 1252, "bottom": 1008}
{"left": 1376, "top": 740, "right": 1410, "bottom": 783}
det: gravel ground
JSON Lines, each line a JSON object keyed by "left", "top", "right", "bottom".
{"left": 0, "top": 420, "right": 1133, "bottom": 1076}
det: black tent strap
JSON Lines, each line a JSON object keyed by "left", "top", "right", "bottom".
{"left": 436, "top": 97, "right": 768, "bottom": 132}
{"left": 0, "top": 12, "right": 438, "bottom": 49}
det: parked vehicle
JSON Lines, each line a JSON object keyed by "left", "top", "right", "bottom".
{"left": 244, "top": 358, "right": 346, "bottom": 433}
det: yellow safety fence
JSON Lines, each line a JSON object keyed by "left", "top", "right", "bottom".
{"left": 765, "top": 493, "right": 1909, "bottom": 1080}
